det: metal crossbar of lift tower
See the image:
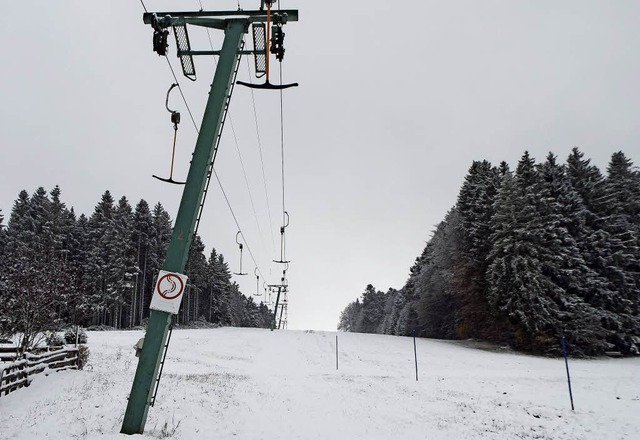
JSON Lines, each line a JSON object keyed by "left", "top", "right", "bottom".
{"left": 178, "top": 50, "right": 263, "bottom": 56}
{"left": 142, "top": 10, "right": 299, "bottom": 25}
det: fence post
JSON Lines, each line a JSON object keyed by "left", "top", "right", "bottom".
{"left": 336, "top": 335, "right": 339, "bottom": 370}
{"left": 561, "top": 335, "right": 575, "bottom": 411}
{"left": 413, "top": 329, "right": 419, "bottom": 381}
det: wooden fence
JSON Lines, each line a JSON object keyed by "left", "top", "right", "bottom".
{"left": 0, "top": 346, "right": 80, "bottom": 397}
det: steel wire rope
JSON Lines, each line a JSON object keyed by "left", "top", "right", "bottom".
{"left": 138, "top": 0, "right": 271, "bottom": 284}
{"left": 276, "top": 0, "right": 288, "bottom": 246}
{"left": 165, "top": 56, "right": 266, "bottom": 286}
{"left": 210, "top": 51, "right": 272, "bottom": 267}
{"left": 227, "top": 116, "right": 269, "bottom": 258}
{"left": 276, "top": 2, "right": 289, "bottom": 265}
{"left": 165, "top": 54, "right": 270, "bottom": 283}
{"left": 213, "top": 171, "right": 268, "bottom": 282}
{"left": 196, "top": 0, "right": 275, "bottom": 271}
{"left": 278, "top": 66, "right": 286, "bottom": 227}
{"left": 244, "top": 56, "right": 278, "bottom": 256}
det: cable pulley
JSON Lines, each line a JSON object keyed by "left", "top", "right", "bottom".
{"left": 151, "top": 14, "right": 169, "bottom": 56}
{"left": 153, "top": 84, "right": 186, "bottom": 185}
{"left": 270, "top": 13, "right": 286, "bottom": 62}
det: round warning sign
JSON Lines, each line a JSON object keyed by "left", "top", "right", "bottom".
{"left": 150, "top": 270, "right": 188, "bottom": 314}
{"left": 157, "top": 273, "right": 185, "bottom": 300}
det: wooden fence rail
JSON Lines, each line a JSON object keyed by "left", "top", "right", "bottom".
{"left": 0, "top": 346, "right": 80, "bottom": 397}
{"left": 0, "top": 345, "right": 19, "bottom": 362}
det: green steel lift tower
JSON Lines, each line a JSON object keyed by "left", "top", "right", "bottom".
{"left": 121, "top": 3, "right": 298, "bottom": 435}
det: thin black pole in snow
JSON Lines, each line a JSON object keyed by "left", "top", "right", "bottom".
{"left": 413, "top": 329, "right": 419, "bottom": 381}
{"left": 561, "top": 334, "right": 575, "bottom": 411}
{"left": 336, "top": 334, "right": 339, "bottom": 370}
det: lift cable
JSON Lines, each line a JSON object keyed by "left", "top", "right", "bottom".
{"left": 279, "top": 64, "right": 286, "bottom": 226}
{"left": 162, "top": 46, "right": 271, "bottom": 283}
{"left": 245, "top": 55, "right": 278, "bottom": 255}
{"left": 275, "top": 58, "right": 290, "bottom": 265}
{"left": 278, "top": 0, "right": 287, "bottom": 226}
{"left": 274, "top": 0, "right": 291, "bottom": 266}
{"left": 208, "top": 52, "right": 271, "bottom": 266}
{"left": 214, "top": 170, "right": 269, "bottom": 282}
{"left": 227, "top": 116, "right": 269, "bottom": 260}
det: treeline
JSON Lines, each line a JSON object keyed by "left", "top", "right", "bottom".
{"left": 0, "top": 187, "right": 271, "bottom": 349}
{"left": 339, "top": 149, "right": 640, "bottom": 356}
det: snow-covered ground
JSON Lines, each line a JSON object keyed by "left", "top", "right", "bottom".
{"left": 0, "top": 328, "right": 638, "bottom": 439}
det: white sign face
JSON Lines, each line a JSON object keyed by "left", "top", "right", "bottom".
{"left": 149, "top": 270, "right": 188, "bottom": 314}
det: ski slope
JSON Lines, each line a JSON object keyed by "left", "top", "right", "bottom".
{"left": 1, "top": 328, "right": 638, "bottom": 439}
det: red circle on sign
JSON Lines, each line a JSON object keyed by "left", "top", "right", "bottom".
{"left": 157, "top": 273, "right": 184, "bottom": 300}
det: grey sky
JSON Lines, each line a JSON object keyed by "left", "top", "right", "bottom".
{"left": 1, "top": 1, "right": 639, "bottom": 330}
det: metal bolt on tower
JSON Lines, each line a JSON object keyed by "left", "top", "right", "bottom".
{"left": 121, "top": 4, "right": 298, "bottom": 435}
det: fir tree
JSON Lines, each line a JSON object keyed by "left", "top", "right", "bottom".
{"left": 142, "top": 202, "right": 173, "bottom": 321}
{"left": 379, "top": 290, "right": 398, "bottom": 335}
{"left": 242, "top": 296, "right": 262, "bottom": 327}
{"left": 457, "top": 160, "right": 501, "bottom": 264}
{"left": 182, "top": 234, "right": 210, "bottom": 324}
{"left": 358, "top": 284, "right": 386, "bottom": 334}
{"left": 535, "top": 154, "right": 610, "bottom": 353}
{"left": 337, "top": 299, "right": 362, "bottom": 332}
{"left": 131, "top": 199, "right": 154, "bottom": 326}
{"left": 2, "top": 188, "right": 74, "bottom": 350}
{"left": 486, "top": 154, "right": 565, "bottom": 351}
{"left": 85, "top": 190, "right": 116, "bottom": 325}
{"left": 414, "top": 211, "right": 462, "bottom": 339}
{"left": 565, "top": 148, "right": 623, "bottom": 310}
{"left": 62, "top": 209, "right": 88, "bottom": 326}
{"left": 108, "top": 196, "right": 138, "bottom": 328}
{"left": 208, "top": 249, "right": 234, "bottom": 325}
{"left": 601, "top": 152, "right": 640, "bottom": 309}
{"left": 258, "top": 302, "right": 273, "bottom": 328}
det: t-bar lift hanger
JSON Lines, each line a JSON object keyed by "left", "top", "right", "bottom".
{"left": 237, "top": 0, "right": 298, "bottom": 90}
{"left": 153, "top": 84, "right": 186, "bottom": 185}
{"left": 273, "top": 211, "right": 290, "bottom": 263}
{"left": 234, "top": 231, "right": 248, "bottom": 276}
{"left": 254, "top": 267, "right": 262, "bottom": 296}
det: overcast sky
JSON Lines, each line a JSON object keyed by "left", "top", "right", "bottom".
{"left": 2, "top": 1, "right": 640, "bottom": 331}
